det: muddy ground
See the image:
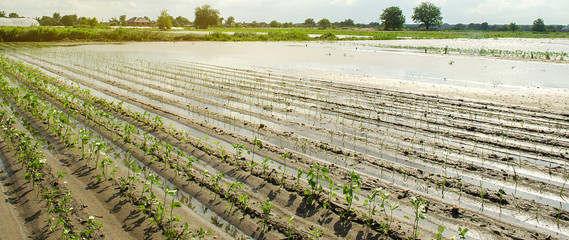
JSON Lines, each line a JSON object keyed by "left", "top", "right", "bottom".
{"left": 1, "top": 43, "right": 569, "bottom": 239}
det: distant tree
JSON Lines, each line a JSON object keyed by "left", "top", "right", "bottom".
{"left": 175, "top": 16, "right": 191, "bottom": 27}
{"left": 0, "top": 11, "right": 6, "bottom": 17}
{"left": 481, "top": 22, "right": 489, "bottom": 31}
{"left": 108, "top": 17, "right": 119, "bottom": 26}
{"left": 225, "top": 16, "right": 235, "bottom": 27}
{"left": 78, "top": 17, "right": 98, "bottom": 27}
{"left": 317, "top": 18, "right": 331, "bottom": 28}
{"left": 508, "top": 22, "right": 519, "bottom": 32}
{"left": 467, "top": 23, "right": 477, "bottom": 30}
{"left": 60, "top": 14, "right": 77, "bottom": 26}
{"left": 452, "top": 23, "right": 465, "bottom": 30}
{"left": 8, "top": 12, "right": 19, "bottom": 18}
{"left": 120, "top": 15, "right": 127, "bottom": 26}
{"left": 367, "top": 22, "right": 380, "bottom": 28}
{"left": 380, "top": 6, "right": 405, "bottom": 30}
{"left": 53, "top": 12, "right": 61, "bottom": 22}
{"left": 38, "top": 16, "right": 57, "bottom": 26}
{"left": 336, "top": 18, "right": 354, "bottom": 28}
{"left": 270, "top": 20, "right": 281, "bottom": 28}
{"left": 156, "top": 9, "right": 173, "bottom": 30}
{"left": 194, "top": 4, "right": 220, "bottom": 29}
{"left": 304, "top": 18, "right": 316, "bottom": 27}
{"left": 411, "top": 2, "right": 443, "bottom": 30}
{"left": 169, "top": 16, "right": 178, "bottom": 27}
{"left": 532, "top": 18, "right": 546, "bottom": 32}
{"left": 282, "top": 22, "right": 293, "bottom": 28}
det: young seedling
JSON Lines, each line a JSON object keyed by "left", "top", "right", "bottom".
{"left": 261, "top": 157, "right": 272, "bottom": 179}
{"left": 342, "top": 170, "right": 361, "bottom": 218}
{"left": 279, "top": 153, "right": 291, "bottom": 187}
{"left": 458, "top": 226, "right": 469, "bottom": 240}
{"left": 308, "top": 228, "right": 324, "bottom": 240}
{"left": 286, "top": 216, "right": 295, "bottom": 239}
{"left": 305, "top": 165, "right": 327, "bottom": 205}
{"left": 435, "top": 225, "right": 445, "bottom": 240}
{"left": 259, "top": 197, "right": 275, "bottom": 232}
{"left": 210, "top": 173, "right": 225, "bottom": 199}
{"left": 363, "top": 187, "right": 382, "bottom": 227}
{"left": 379, "top": 191, "right": 398, "bottom": 236}
{"left": 295, "top": 167, "right": 304, "bottom": 191}
{"left": 405, "top": 196, "right": 427, "bottom": 240}
{"left": 225, "top": 182, "right": 243, "bottom": 213}
{"left": 324, "top": 177, "right": 339, "bottom": 210}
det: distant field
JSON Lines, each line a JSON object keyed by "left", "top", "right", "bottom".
{"left": 189, "top": 27, "right": 569, "bottom": 39}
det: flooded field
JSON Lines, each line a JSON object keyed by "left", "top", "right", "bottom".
{"left": 1, "top": 40, "right": 568, "bottom": 239}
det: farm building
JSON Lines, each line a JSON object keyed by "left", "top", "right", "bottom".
{"left": 127, "top": 17, "right": 154, "bottom": 27}
{"left": 0, "top": 17, "right": 40, "bottom": 27}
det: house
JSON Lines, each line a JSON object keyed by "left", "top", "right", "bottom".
{"left": 127, "top": 17, "right": 154, "bottom": 27}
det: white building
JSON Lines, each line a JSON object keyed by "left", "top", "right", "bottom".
{"left": 0, "top": 17, "right": 40, "bottom": 27}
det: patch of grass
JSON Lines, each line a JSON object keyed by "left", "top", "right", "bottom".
{"left": 2, "top": 26, "right": 568, "bottom": 42}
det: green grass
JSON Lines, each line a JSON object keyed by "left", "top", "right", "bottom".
{"left": 193, "top": 27, "right": 569, "bottom": 39}
{"left": 1, "top": 26, "right": 568, "bottom": 42}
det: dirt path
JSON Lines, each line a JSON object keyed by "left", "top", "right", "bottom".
{"left": 0, "top": 156, "right": 33, "bottom": 240}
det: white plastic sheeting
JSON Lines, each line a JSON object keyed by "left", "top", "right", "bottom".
{"left": 0, "top": 18, "right": 40, "bottom": 27}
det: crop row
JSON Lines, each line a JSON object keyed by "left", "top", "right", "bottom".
{"left": 0, "top": 56, "right": 438, "bottom": 239}
{"left": 2, "top": 44, "right": 568, "bottom": 239}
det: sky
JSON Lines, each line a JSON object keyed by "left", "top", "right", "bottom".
{"left": 2, "top": 0, "right": 569, "bottom": 25}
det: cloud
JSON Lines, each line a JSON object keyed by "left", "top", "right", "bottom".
{"left": 330, "top": 0, "right": 356, "bottom": 6}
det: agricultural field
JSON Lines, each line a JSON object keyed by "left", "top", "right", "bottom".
{"left": 0, "top": 40, "right": 568, "bottom": 240}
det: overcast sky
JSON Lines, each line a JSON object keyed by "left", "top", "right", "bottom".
{"left": 2, "top": 0, "right": 569, "bottom": 25}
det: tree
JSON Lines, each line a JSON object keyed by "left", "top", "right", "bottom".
{"left": 380, "top": 6, "right": 405, "bottom": 30}
{"left": 78, "top": 17, "right": 98, "bottom": 27}
{"left": 0, "top": 11, "right": 6, "bottom": 18}
{"left": 194, "top": 4, "right": 220, "bottom": 29}
{"left": 481, "top": 22, "right": 489, "bottom": 31}
{"left": 270, "top": 20, "right": 281, "bottom": 28}
{"left": 304, "top": 18, "right": 316, "bottom": 27}
{"left": 120, "top": 15, "right": 127, "bottom": 26}
{"left": 157, "top": 9, "right": 173, "bottom": 30}
{"left": 225, "top": 16, "right": 235, "bottom": 27}
{"left": 411, "top": 2, "right": 443, "bottom": 30}
{"left": 452, "top": 23, "right": 465, "bottom": 30}
{"left": 317, "top": 18, "right": 331, "bottom": 29}
{"left": 53, "top": 12, "right": 61, "bottom": 22}
{"left": 8, "top": 12, "right": 19, "bottom": 18}
{"left": 60, "top": 14, "right": 77, "bottom": 26}
{"left": 508, "top": 22, "right": 519, "bottom": 32}
{"left": 175, "top": 16, "right": 191, "bottom": 27}
{"left": 532, "top": 18, "right": 546, "bottom": 32}
{"left": 38, "top": 16, "right": 57, "bottom": 26}
{"left": 336, "top": 19, "right": 354, "bottom": 28}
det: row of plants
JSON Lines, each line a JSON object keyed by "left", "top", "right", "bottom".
{"left": 0, "top": 26, "right": 317, "bottom": 42}
{"left": 75, "top": 50, "right": 569, "bottom": 212}
{"left": 375, "top": 43, "right": 569, "bottom": 61}
{"left": 5, "top": 47, "right": 564, "bottom": 237}
{"left": 16, "top": 47, "right": 562, "bottom": 237}
{"left": 0, "top": 54, "right": 456, "bottom": 238}
{"left": 0, "top": 60, "right": 212, "bottom": 238}
{"left": 0, "top": 78, "right": 102, "bottom": 239}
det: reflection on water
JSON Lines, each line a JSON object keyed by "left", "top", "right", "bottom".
{"left": 49, "top": 41, "right": 569, "bottom": 90}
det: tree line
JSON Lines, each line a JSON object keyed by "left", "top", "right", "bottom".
{"left": 1, "top": 3, "right": 564, "bottom": 33}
